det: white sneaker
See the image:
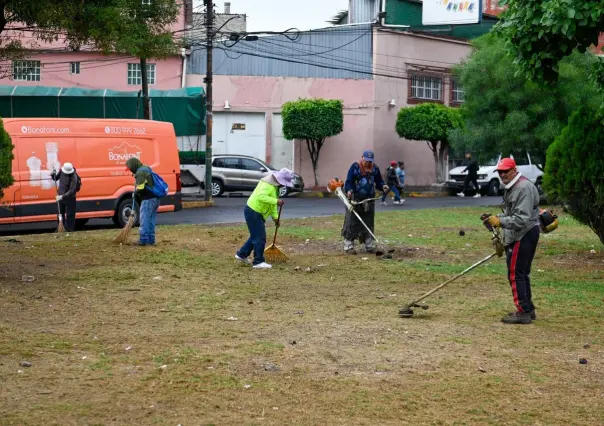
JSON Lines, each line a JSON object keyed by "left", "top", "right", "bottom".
{"left": 380, "top": 201, "right": 387, "bottom": 206}
{"left": 399, "top": 199, "right": 406, "bottom": 204}
{"left": 457, "top": 192, "right": 465, "bottom": 197}
{"left": 393, "top": 201, "right": 401, "bottom": 205}
{"left": 235, "top": 254, "right": 251, "bottom": 265}
{"left": 473, "top": 194, "right": 481, "bottom": 198}
{"left": 253, "top": 262, "right": 272, "bottom": 269}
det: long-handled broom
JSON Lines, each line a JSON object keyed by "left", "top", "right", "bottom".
{"left": 264, "top": 204, "right": 288, "bottom": 263}
{"left": 53, "top": 177, "right": 65, "bottom": 233}
{"left": 114, "top": 198, "right": 137, "bottom": 244}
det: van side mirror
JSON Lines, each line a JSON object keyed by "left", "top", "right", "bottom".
{"left": 259, "top": 167, "right": 267, "bottom": 172}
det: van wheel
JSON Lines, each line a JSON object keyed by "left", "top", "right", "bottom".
{"left": 487, "top": 179, "right": 500, "bottom": 196}
{"left": 75, "top": 219, "right": 89, "bottom": 230}
{"left": 278, "top": 186, "right": 289, "bottom": 198}
{"left": 211, "top": 179, "right": 224, "bottom": 197}
{"left": 536, "top": 178, "right": 544, "bottom": 195}
{"left": 113, "top": 198, "right": 140, "bottom": 227}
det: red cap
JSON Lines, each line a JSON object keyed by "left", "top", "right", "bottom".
{"left": 496, "top": 158, "right": 516, "bottom": 171}
{"left": 390, "top": 161, "right": 397, "bottom": 166}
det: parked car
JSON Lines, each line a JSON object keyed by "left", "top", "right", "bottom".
{"left": 446, "top": 152, "right": 543, "bottom": 196}
{"left": 192, "top": 154, "right": 304, "bottom": 197}
{"left": 1, "top": 118, "right": 182, "bottom": 228}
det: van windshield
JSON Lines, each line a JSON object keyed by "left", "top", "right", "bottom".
{"left": 483, "top": 157, "right": 499, "bottom": 166}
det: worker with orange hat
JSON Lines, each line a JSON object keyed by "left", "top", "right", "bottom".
{"left": 483, "top": 157, "right": 541, "bottom": 324}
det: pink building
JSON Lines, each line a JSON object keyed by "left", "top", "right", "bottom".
{"left": 0, "top": 0, "right": 194, "bottom": 91}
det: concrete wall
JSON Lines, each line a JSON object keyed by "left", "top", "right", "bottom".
{"left": 371, "top": 30, "right": 471, "bottom": 186}
{"left": 187, "top": 74, "right": 375, "bottom": 187}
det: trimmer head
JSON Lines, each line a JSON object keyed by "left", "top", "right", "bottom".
{"left": 398, "top": 303, "right": 429, "bottom": 318}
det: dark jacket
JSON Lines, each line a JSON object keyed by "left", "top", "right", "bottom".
{"left": 385, "top": 166, "right": 399, "bottom": 186}
{"left": 126, "top": 157, "right": 155, "bottom": 205}
{"left": 344, "top": 162, "right": 385, "bottom": 201}
{"left": 497, "top": 174, "right": 540, "bottom": 246}
{"left": 463, "top": 158, "right": 479, "bottom": 177}
{"left": 51, "top": 170, "right": 78, "bottom": 200}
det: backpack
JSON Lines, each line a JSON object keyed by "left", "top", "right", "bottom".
{"left": 387, "top": 166, "right": 397, "bottom": 181}
{"left": 139, "top": 166, "right": 169, "bottom": 198}
{"left": 74, "top": 172, "right": 82, "bottom": 193}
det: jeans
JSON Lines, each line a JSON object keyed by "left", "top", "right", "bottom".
{"left": 59, "top": 198, "right": 76, "bottom": 232}
{"left": 381, "top": 185, "right": 401, "bottom": 202}
{"left": 139, "top": 198, "right": 160, "bottom": 245}
{"left": 237, "top": 205, "right": 267, "bottom": 265}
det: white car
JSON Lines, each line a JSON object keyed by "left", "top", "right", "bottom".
{"left": 446, "top": 152, "right": 543, "bottom": 196}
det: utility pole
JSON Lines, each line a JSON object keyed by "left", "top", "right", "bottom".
{"left": 140, "top": 57, "right": 150, "bottom": 119}
{"left": 203, "top": 0, "right": 214, "bottom": 201}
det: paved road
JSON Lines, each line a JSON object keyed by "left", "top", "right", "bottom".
{"left": 0, "top": 195, "right": 502, "bottom": 236}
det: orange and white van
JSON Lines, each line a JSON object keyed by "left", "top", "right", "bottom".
{"left": 0, "top": 118, "right": 182, "bottom": 228}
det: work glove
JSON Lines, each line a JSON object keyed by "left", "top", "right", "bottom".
{"left": 346, "top": 191, "right": 352, "bottom": 200}
{"left": 56, "top": 195, "right": 63, "bottom": 201}
{"left": 383, "top": 185, "right": 389, "bottom": 193}
{"left": 277, "top": 199, "right": 285, "bottom": 207}
{"left": 274, "top": 218, "right": 280, "bottom": 227}
{"left": 486, "top": 215, "right": 501, "bottom": 228}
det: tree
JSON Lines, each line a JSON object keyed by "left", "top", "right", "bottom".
{"left": 450, "top": 33, "right": 601, "bottom": 170}
{"left": 395, "top": 103, "right": 462, "bottom": 183}
{"left": 544, "top": 106, "right": 604, "bottom": 245}
{"left": 282, "top": 99, "right": 344, "bottom": 186}
{"left": 495, "top": 0, "right": 604, "bottom": 82}
{"left": 0, "top": 117, "right": 13, "bottom": 199}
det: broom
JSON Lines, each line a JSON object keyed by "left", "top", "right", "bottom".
{"left": 264, "top": 204, "right": 288, "bottom": 263}
{"left": 53, "top": 176, "right": 65, "bottom": 233}
{"left": 114, "top": 198, "right": 137, "bottom": 244}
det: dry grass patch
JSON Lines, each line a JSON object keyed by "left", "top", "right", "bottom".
{"left": 1, "top": 207, "right": 603, "bottom": 425}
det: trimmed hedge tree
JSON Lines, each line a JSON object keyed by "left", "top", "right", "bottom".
{"left": 0, "top": 117, "right": 14, "bottom": 200}
{"left": 544, "top": 106, "right": 604, "bottom": 245}
{"left": 396, "top": 103, "right": 462, "bottom": 183}
{"left": 282, "top": 98, "right": 343, "bottom": 187}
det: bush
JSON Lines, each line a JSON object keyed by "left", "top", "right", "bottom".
{"left": 544, "top": 106, "right": 604, "bottom": 245}
{"left": 0, "top": 117, "right": 14, "bottom": 200}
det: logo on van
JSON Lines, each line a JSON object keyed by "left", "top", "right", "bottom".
{"left": 21, "top": 125, "right": 70, "bottom": 134}
{"left": 108, "top": 142, "right": 143, "bottom": 164}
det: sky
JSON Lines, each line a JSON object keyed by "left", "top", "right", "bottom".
{"left": 193, "top": 0, "right": 349, "bottom": 32}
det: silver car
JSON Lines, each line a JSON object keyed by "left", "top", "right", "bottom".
{"left": 209, "top": 154, "right": 304, "bottom": 197}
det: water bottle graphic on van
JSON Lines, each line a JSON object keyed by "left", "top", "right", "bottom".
{"left": 26, "top": 152, "right": 42, "bottom": 186}
{"left": 42, "top": 142, "right": 61, "bottom": 190}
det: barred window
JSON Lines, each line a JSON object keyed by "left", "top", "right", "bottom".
{"left": 70, "top": 62, "right": 81, "bottom": 75}
{"left": 410, "top": 75, "right": 442, "bottom": 101}
{"left": 13, "top": 60, "right": 41, "bottom": 81}
{"left": 127, "top": 63, "right": 156, "bottom": 85}
{"left": 452, "top": 79, "right": 465, "bottom": 103}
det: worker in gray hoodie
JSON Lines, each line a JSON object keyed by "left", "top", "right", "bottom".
{"left": 483, "top": 157, "right": 540, "bottom": 324}
{"left": 51, "top": 162, "right": 79, "bottom": 232}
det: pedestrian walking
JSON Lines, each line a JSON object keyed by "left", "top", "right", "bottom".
{"left": 458, "top": 152, "right": 481, "bottom": 198}
{"left": 235, "top": 168, "right": 294, "bottom": 269}
{"left": 381, "top": 161, "right": 403, "bottom": 205}
{"left": 483, "top": 157, "right": 541, "bottom": 324}
{"left": 51, "top": 162, "right": 79, "bottom": 232}
{"left": 341, "top": 149, "right": 388, "bottom": 254}
{"left": 126, "top": 158, "right": 161, "bottom": 246}
{"left": 396, "top": 161, "right": 406, "bottom": 203}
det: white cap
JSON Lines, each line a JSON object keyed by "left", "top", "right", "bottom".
{"left": 61, "top": 162, "right": 75, "bottom": 175}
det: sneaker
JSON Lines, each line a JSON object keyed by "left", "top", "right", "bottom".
{"left": 457, "top": 192, "right": 465, "bottom": 197}
{"left": 253, "top": 262, "right": 272, "bottom": 269}
{"left": 508, "top": 310, "right": 536, "bottom": 320}
{"left": 501, "top": 311, "right": 532, "bottom": 324}
{"left": 393, "top": 201, "right": 400, "bottom": 205}
{"left": 399, "top": 199, "right": 406, "bottom": 204}
{"left": 235, "top": 254, "right": 252, "bottom": 265}
{"left": 380, "top": 201, "right": 387, "bottom": 206}
{"left": 473, "top": 194, "right": 481, "bottom": 198}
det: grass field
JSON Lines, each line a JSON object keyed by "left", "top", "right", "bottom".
{"left": 1, "top": 206, "right": 603, "bottom": 425}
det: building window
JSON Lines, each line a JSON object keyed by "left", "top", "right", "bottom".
{"left": 70, "top": 62, "right": 81, "bottom": 75}
{"left": 452, "top": 79, "right": 465, "bottom": 103}
{"left": 127, "top": 63, "right": 156, "bottom": 85}
{"left": 142, "top": 0, "right": 151, "bottom": 4}
{"left": 410, "top": 75, "right": 442, "bottom": 101}
{"left": 13, "top": 60, "right": 41, "bottom": 81}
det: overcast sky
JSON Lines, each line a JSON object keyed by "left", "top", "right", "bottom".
{"left": 193, "top": 0, "right": 349, "bottom": 32}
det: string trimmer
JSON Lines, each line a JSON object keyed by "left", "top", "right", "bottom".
{"left": 327, "top": 177, "right": 393, "bottom": 256}
{"left": 398, "top": 215, "right": 505, "bottom": 318}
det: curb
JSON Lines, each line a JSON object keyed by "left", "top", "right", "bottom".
{"left": 182, "top": 200, "right": 215, "bottom": 209}
{"left": 295, "top": 190, "right": 449, "bottom": 198}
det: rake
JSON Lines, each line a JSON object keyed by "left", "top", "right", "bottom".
{"left": 53, "top": 177, "right": 65, "bottom": 233}
{"left": 114, "top": 198, "right": 137, "bottom": 244}
{"left": 264, "top": 204, "right": 288, "bottom": 263}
